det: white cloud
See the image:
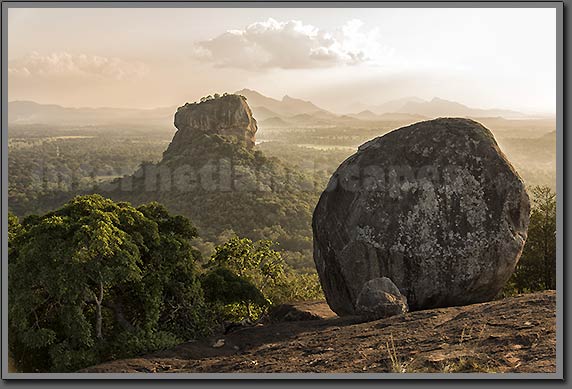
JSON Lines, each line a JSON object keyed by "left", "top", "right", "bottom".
{"left": 192, "top": 18, "right": 392, "bottom": 70}
{"left": 8, "top": 52, "right": 148, "bottom": 80}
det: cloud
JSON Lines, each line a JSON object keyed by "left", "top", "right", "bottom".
{"left": 192, "top": 18, "right": 392, "bottom": 70}
{"left": 8, "top": 52, "right": 148, "bottom": 80}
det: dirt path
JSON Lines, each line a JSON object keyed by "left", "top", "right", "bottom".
{"left": 81, "top": 291, "right": 556, "bottom": 374}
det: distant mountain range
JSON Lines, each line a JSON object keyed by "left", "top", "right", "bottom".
{"left": 9, "top": 90, "right": 537, "bottom": 129}
{"left": 346, "top": 96, "right": 527, "bottom": 118}
{"left": 8, "top": 100, "right": 175, "bottom": 127}
{"left": 236, "top": 90, "right": 530, "bottom": 128}
{"left": 235, "top": 89, "right": 330, "bottom": 118}
{"left": 394, "top": 97, "right": 526, "bottom": 119}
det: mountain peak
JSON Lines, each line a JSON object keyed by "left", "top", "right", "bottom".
{"left": 232, "top": 89, "right": 332, "bottom": 118}
{"left": 236, "top": 88, "right": 259, "bottom": 94}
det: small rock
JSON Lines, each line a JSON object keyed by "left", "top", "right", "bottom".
{"left": 355, "top": 277, "right": 408, "bottom": 320}
{"left": 212, "top": 339, "right": 225, "bottom": 348}
{"left": 266, "top": 304, "right": 322, "bottom": 323}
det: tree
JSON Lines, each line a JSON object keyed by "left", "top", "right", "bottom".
{"left": 9, "top": 196, "right": 150, "bottom": 370}
{"left": 8, "top": 195, "right": 209, "bottom": 372}
{"left": 206, "top": 237, "right": 286, "bottom": 319}
{"left": 509, "top": 186, "right": 556, "bottom": 293}
{"left": 270, "top": 271, "right": 324, "bottom": 304}
{"left": 135, "top": 202, "right": 210, "bottom": 340}
{"left": 201, "top": 267, "right": 267, "bottom": 311}
{"left": 8, "top": 212, "right": 23, "bottom": 256}
{"left": 209, "top": 237, "right": 285, "bottom": 298}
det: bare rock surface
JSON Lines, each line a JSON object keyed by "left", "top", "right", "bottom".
{"left": 313, "top": 118, "right": 530, "bottom": 314}
{"left": 79, "top": 292, "right": 556, "bottom": 374}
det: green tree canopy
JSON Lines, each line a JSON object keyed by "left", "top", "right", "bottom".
{"left": 9, "top": 195, "right": 208, "bottom": 372}
{"left": 513, "top": 186, "right": 557, "bottom": 291}
{"left": 209, "top": 236, "right": 285, "bottom": 299}
{"left": 504, "top": 186, "right": 557, "bottom": 295}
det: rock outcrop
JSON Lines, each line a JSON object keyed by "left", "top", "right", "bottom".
{"left": 164, "top": 94, "right": 257, "bottom": 158}
{"left": 313, "top": 118, "right": 530, "bottom": 315}
{"left": 355, "top": 277, "right": 408, "bottom": 320}
{"left": 102, "top": 93, "right": 316, "bottom": 248}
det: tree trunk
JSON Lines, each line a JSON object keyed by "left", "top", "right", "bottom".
{"left": 105, "top": 300, "right": 134, "bottom": 332}
{"left": 543, "top": 213, "right": 550, "bottom": 290}
{"left": 95, "top": 280, "right": 104, "bottom": 340}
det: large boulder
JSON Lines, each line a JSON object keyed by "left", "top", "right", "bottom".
{"left": 313, "top": 118, "right": 530, "bottom": 315}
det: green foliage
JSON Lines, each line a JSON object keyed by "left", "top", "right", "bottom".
{"left": 105, "top": 330, "right": 181, "bottom": 361}
{"left": 271, "top": 272, "right": 324, "bottom": 304}
{"left": 8, "top": 195, "right": 210, "bottom": 372}
{"left": 209, "top": 237, "right": 285, "bottom": 300}
{"left": 8, "top": 212, "right": 24, "bottom": 259}
{"left": 201, "top": 267, "right": 268, "bottom": 322}
{"left": 134, "top": 202, "right": 210, "bottom": 338}
{"left": 8, "top": 212, "right": 22, "bottom": 243}
{"left": 203, "top": 237, "right": 283, "bottom": 320}
{"left": 204, "top": 237, "right": 324, "bottom": 320}
{"left": 502, "top": 186, "right": 556, "bottom": 296}
{"left": 201, "top": 267, "right": 267, "bottom": 307}
{"left": 8, "top": 126, "right": 170, "bottom": 217}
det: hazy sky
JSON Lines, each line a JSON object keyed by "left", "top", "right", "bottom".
{"left": 8, "top": 7, "right": 556, "bottom": 113}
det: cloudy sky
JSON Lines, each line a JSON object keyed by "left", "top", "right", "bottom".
{"left": 8, "top": 7, "right": 556, "bottom": 114}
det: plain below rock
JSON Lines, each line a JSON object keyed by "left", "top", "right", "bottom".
{"left": 355, "top": 277, "right": 408, "bottom": 320}
{"left": 313, "top": 118, "right": 530, "bottom": 315}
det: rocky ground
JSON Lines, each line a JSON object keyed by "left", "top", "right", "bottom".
{"left": 81, "top": 291, "right": 556, "bottom": 374}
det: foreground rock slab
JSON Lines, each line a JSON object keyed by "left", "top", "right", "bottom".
{"left": 313, "top": 118, "right": 530, "bottom": 314}
{"left": 80, "top": 291, "right": 556, "bottom": 374}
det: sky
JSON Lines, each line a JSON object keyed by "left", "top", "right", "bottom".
{"left": 7, "top": 7, "right": 557, "bottom": 114}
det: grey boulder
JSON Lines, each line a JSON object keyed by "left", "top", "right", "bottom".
{"left": 313, "top": 118, "right": 530, "bottom": 315}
